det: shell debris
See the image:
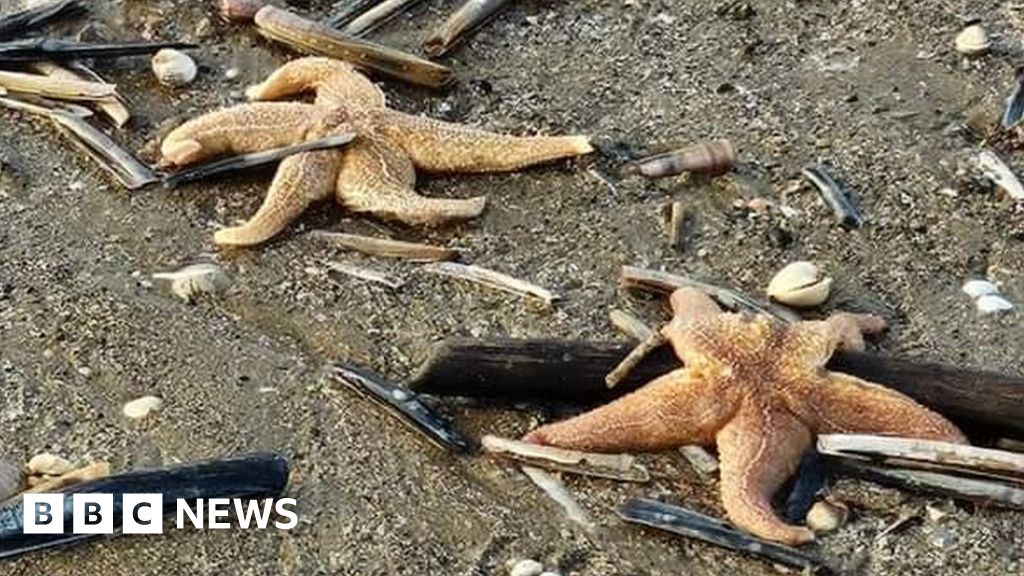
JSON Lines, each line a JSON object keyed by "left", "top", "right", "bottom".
{"left": 767, "top": 261, "right": 832, "bottom": 308}
{"left": 151, "top": 49, "right": 197, "bottom": 87}
{"left": 152, "top": 262, "right": 231, "bottom": 302}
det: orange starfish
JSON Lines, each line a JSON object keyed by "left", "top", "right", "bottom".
{"left": 523, "top": 288, "right": 965, "bottom": 545}
{"left": 160, "top": 57, "right": 593, "bottom": 246}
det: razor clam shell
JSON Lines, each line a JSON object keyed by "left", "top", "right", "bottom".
{"left": 30, "top": 60, "right": 129, "bottom": 127}
{"left": 0, "top": 0, "right": 86, "bottom": 41}
{"left": 520, "top": 465, "right": 594, "bottom": 530}
{"left": 326, "top": 363, "right": 470, "bottom": 453}
{"left": 607, "top": 308, "right": 655, "bottom": 342}
{"left": 0, "top": 39, "right": 198, "bottom": 64}
{"left": 325, "top": 260, "right": 405, "bottom": 289}
{"left": 309, "top": 230, "right": 458, "bottom": 261}
{"left": 481, "top": 435, "right": 649, "bottom": 482}
{"left": 1002, "top": 71, "right": 1024, "bottom": 129}
{"left": 617, "top": 498, "right": 827, "bottom": 573}
{"left": 423, "top": 261, "right": 560, "bottom": 306}
{"left": 253, "top": 6, "right": 455, "bottom": 89}
{"left": 422, "top": 0, "right": 512, "bottom": 57}
{"left": 341, "top": 0, "right": 425, "bottom": 37}
{"left": 327, "top": 0, "right": 388, "bottom": 28}
{"left": 0, "top": 69, "right": 114, "bottom": 101}
{"left": 801, "top": 164, "right": 862, "bottom": 228}
{"left": 162, "top": 132, "right": 356, "bottom": 188}
{"left": 976, "top": 150, "right": 1024, "bottom": 201}
{"left": 618, "top": 265, "right": 801, "bottom": 324}
{"left": 151, "top": 263, "right": 231, "bottom": 302}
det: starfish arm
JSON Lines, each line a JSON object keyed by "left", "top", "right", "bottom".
{"left": 335, "top": 136, "right": 486, "bottom": 225}
{"left": 161, "top": 103, "right": 322, "bottom": 166}
{"left": 522, "top": 368, "right": 737, "bottom": 452}
{"left": 245, "top": 56, "right": 385, "bottom": 109}
{"left": 716, "top": 404, "right": 815, "bottom": 545}
{"left": 214, "top": 149, "right": 340, "bottom": 246}
{"left": 781, "top": 312, "right": 887, "bottom": 372}
{"left": 661, "top": 288, "right": 723, "bottom": 365}
{"left": 808, "top": 371, "right": 966, "bottom": 442}
{"left": 365, "top": 109, "right": 593, "bottom": 173}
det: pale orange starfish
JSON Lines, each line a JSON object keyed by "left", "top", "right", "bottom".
{"left": 523, "top": 288, "right": 966, "bottom": 545}
{"left": 160, "top": 57, "right": 593, "bottom": 246}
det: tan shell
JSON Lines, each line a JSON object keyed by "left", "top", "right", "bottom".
{"left": 766, "top": 261, "right": 832, "bottom": 308}
{"left": 151, "top": 49, "right": 197, "bottom": 87}
{"left": 26, "top": 452, "right": 73, "bottom": 476}
{"left": 955, "top": 24, "right": 990, "bottom": 57}
{"left": 123, "top": 395, "right": 164, "bottom": 419}
{"left": 806, "top": 499, "right": 849, "bottom": 533}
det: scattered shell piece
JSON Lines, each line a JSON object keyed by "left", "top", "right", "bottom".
{"left": 520, "top": 465, "right": 594, "bottom": 531}
{"left": 925, "top": 501, "right": 954, "bottom": 524}
{"left": 424, "top": 262, "right": 560, "bottom": 306}
{"left": 151, "top": 49, "right": 197, "bottom": 87}
{"left": 962, "top": 279, "right": 999, "bottom": 299}
{"left": 22, "top": 461, "right": 110, "bottom": 495}
{"left": 0, "top": 460, "right": 22, "bottom": 501}
{"left": 1002, "top": 72, "right": 1024, "bottom": 129}
{"left": 976, "top": 294, "right": 1014, "bottom": 315}
{"left": 801, "top": 164, "right": 862, "bottom": 228}
{"left": 955, "top": 24, "right": 990, "bottom": 57}
{"left": 325, "top": 260, "right": 405, "bottom": 289}
{"left": 509, "top": 559, "right": 544, "bottom": 576}
{"left": 152, "top": 263, "right": 231, "bottom": 302}
{"left": 26, "top": 453, "right": 73, "bottom": 476}
{"left": 636, "top": 139, "right": 736, "bottom": 179}
{"left": 539, "top": 573, "right": 561, "bottom": 576}
{"left": 805, "top": 499, "right": 849, "bottom": 533}
{"left": 608, "top": 308, "right": 655, "bottom": 342}
{"left": 123, "top": 395, "right": 163, "bottom": 419}
{"left": 680, "top": 445, "right": 719, "bottom": 477}
{"left": 482, "top": 435, "right": 649, "bottom": 482}
{"left": 976, "top": 150, "right": 1024, "bottom": 201}
{"left": 766, "top": 261, "right": 832, "bottom": 308}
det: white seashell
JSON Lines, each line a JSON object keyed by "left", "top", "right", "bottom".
{"left": 509, "top": 559, "right": 544, "bottom": 576}
{"left": 766, "top": 261, "right": 833, "bottom": 308}
{"left": 805, "top": 499, "right": 849, "bottom": 533}
{"left": 152, "top": 262, "right": 231, "bottom": 302}
{"left": 961, "top": 279, "right": 999, "bottom": 299}
{"left": 955, "top": 24, "right": 990, "bottom": 57}
{"left": 151, "top": 49, "right": 197, "bottom": 87}
{"left": 26, "top": 453, "right": 73, "bottom": 476}
{"left": 976, "top": 150, "right": 1024, "bottom": 201}
{"left": 976, "top": 294, "right": 1014, "bottom": 315}
{"left": 123, "top": 395, "right": 164, "bottom": 419}
{"left": 0, "top": 460, "right": 23, "bottom": 501}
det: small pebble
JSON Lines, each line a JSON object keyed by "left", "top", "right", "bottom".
{"left": 26, "top": 453, "right": 73, "bottom": 476}
{"left": 123, "top": 395, "right": 164, "bottom": 419}
{"left": 510, "top": 559, "right": 544, "bottom": 576}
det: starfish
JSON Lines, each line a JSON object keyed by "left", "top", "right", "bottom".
{"left": 159, "top": 57, "right": 593, "bottom": 246}
{"left": 523, "top": 288, "right": 966, "bottom": 545}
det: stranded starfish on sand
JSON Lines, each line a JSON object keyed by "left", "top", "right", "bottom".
{"left": 160, "top": 57, "right": 593, "bottom": 246}
{"left": 523, "top": 288, "right": 965, "bottom": 545}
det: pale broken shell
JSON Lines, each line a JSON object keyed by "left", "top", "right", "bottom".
{"left": 766, "top": 261, "right": 833, "bottom": 308}
{"left": 806, "top": 499, "right": 849, "bottom": 533}
{"left": 152, "top": 263, "right": 231, "bottom": 302}
{"left": 123, "top": 395, "right": 164, "bottom": 419}
{"left": 0, "top": 459, "right": 23, "bottom": 501}
{"left": 976, "top": 294, "right": 1014, "bottom": 315}
{"left": 151, "top": 49, "right": 197, "bottom": 87}
{"left": 955, "top": 24, "right": 990, "bottom": 57}
{"left": 26, "top": 453, "right": 73, "bottom": 476}
{"left": 962, "top": 279, "right": 999, "bottom": 299}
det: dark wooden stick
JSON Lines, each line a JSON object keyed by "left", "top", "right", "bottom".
{"left": 408, "top": 337, "right": 1024, "bottom": 438}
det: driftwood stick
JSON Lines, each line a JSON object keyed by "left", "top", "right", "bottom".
{"left": 408, "top": 337, "right": 1024, "bottom": 438}
{"left": 605, "top": 331, "right": 666, "bottom": 388}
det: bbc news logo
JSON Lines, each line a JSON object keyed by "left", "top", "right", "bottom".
{"left": 23, "top": 494, "right": 298, "bottom": 534}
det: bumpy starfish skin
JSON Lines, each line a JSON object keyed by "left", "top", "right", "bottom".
{"left": 160, "top": 57, "right": 593, "bottom": 246}
{"left": 523, "top": 288, "right": 966, "bottom": 545}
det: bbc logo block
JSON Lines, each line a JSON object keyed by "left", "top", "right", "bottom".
{"left": 23, "top": 494, "right": 165, "bottom": 535}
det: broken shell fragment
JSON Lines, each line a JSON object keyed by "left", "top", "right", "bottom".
{"left": 976, "top": 150, "right": 1024, "bottom": 201}
{"left": 26, "top": 453, "right": 73, "bottom": 476}
{"left": 801, "top": 164, "right": 862, "bottom": 228}
{"left": 1002, "top": 72, "right": 1024, "bottom": 129}
{"left": 976, "top": 294, "right": 1014, "bottom": 315}
{"left": 961, "top": 279, "right": 999, "bottom": 299}
{"left": 766, "top": 261, "right": 832, "bottom": 308}
{"left": 0, "top": 460, "right": 22, "bottom": 501}
{"left": 955, "top": 24, "right": 990, "bottom": 57}
{"left": 151, "top": 49, "right": 197, "bottom": 87}
{"left": 123, "top": 395, "right": 163, "bottom": 419}
{"left": 805, "top": 500, "right": 849, "bottom": 533}
{"left": 152, "top": 263, "right": 231, "bottom": 302}
{"left": 636, "top": 139, "right": 736, "bottom": 178}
